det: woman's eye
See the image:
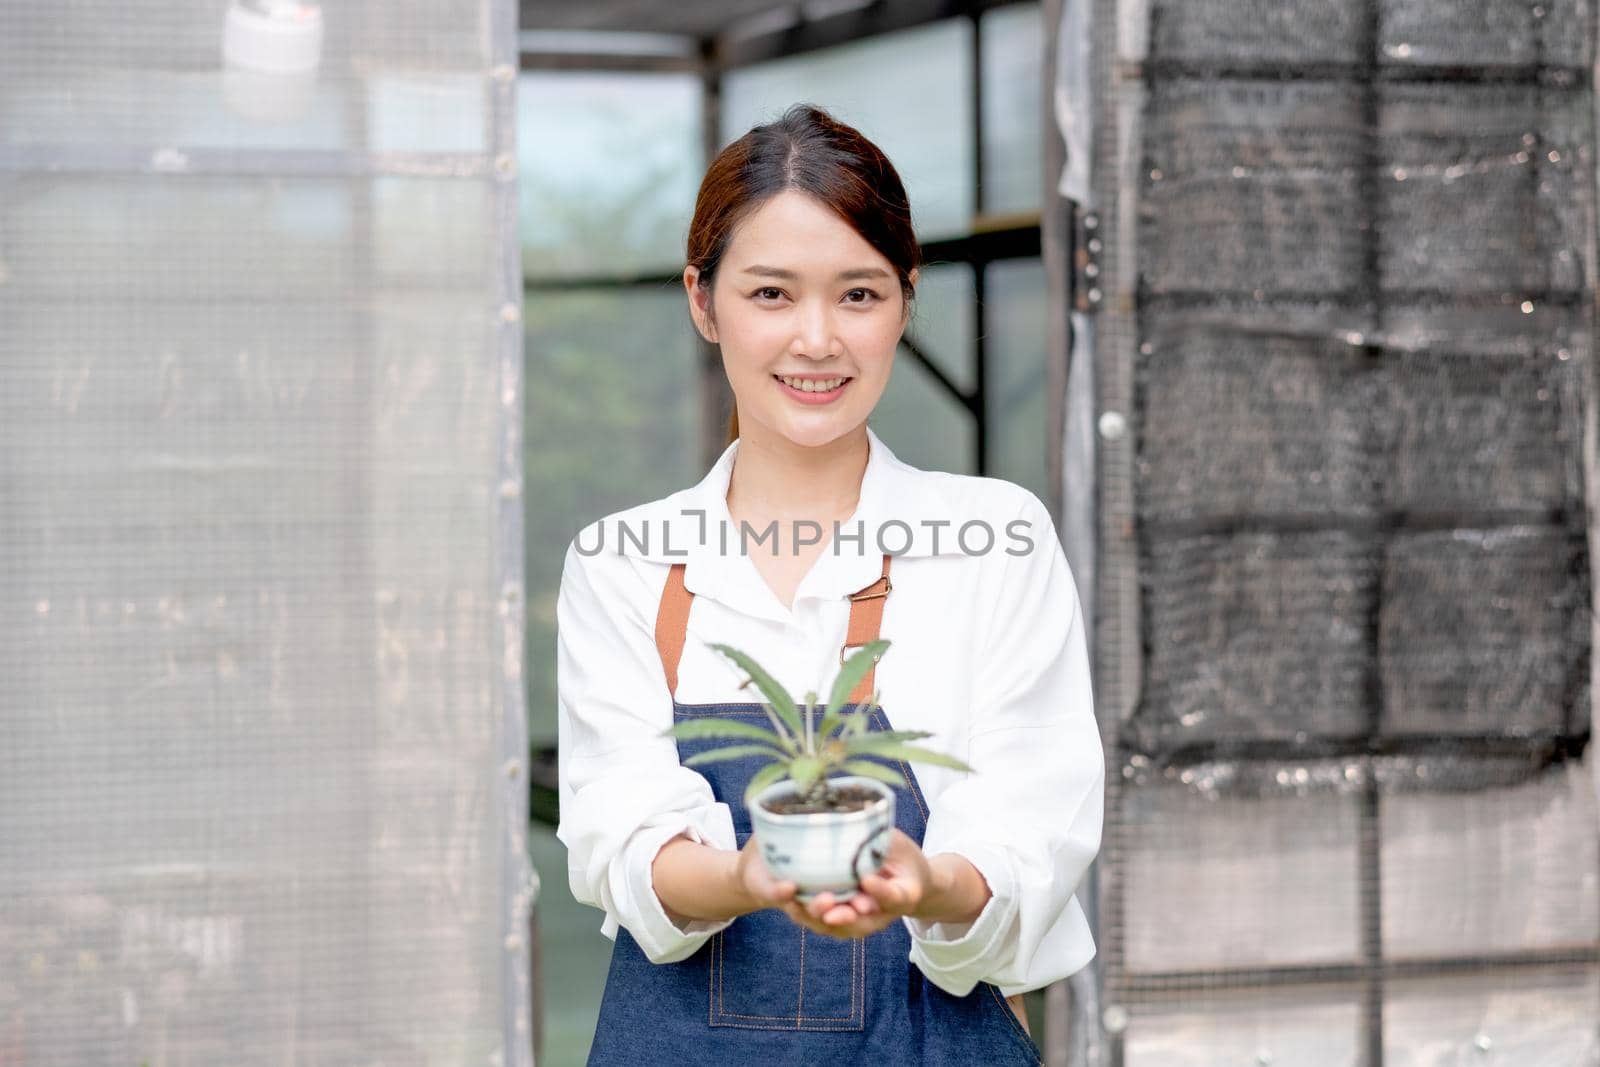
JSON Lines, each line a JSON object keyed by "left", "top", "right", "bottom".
{"left": 845, "top": 288, "right": 881, "bottom": 304}
{"left": 752, "top": 287, "right": 784, "bottom": 302}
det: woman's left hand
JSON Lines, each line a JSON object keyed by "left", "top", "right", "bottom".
{"left": 781, "top": 828, "right": 931, "bottom": 939}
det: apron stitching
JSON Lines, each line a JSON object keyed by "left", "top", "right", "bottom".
{"left": 855, "top": 931, "right": 864, "bottom": 1022}
{"left": 711, "top": 925, "right": 859, "bottom": 1023}
{"left": 986, "top": 984, "right": 1043, "bottom": 1063}
{"left": 796, "top": 928, "right": 805, "bottom": 1026}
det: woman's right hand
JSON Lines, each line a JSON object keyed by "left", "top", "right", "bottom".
{"left": 653, "top": 831, "right": 798, "bottom": 924}
{"left": 732, "top": 834, "right": 799, "bottom": 912}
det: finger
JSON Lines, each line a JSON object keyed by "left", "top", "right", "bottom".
{"left": 848, "top": 892, "right": 881, "bottom": 916}
{"left": 755, "top": 880, "right": 797, "bottom": 907}
{"left": 830, "top": 915, "right": 890, "bottom": 940}
{"left": 805, "top": 891, "right": 837, "bottom": 919}
{"left": 859, "top": 873, "right": 908, "bottom": 910}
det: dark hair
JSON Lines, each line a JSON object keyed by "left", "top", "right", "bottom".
{"left": 685, "top": 103, "right": 920, "bottom": 444}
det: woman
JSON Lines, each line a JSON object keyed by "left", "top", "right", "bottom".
{"left": 556, "top": 103, "right": 1103, "bottom": 1063}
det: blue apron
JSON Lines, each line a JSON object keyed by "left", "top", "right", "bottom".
{"left": 585, "top": 555, "right": 1042, "bottom": 1065}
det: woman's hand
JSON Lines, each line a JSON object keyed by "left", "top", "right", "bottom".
{"left": 782, "top": 829, "right": 995, "bottom": 939}
{"left": 732, "top": 833, "right": 800, "bottom": 912}
{"left": 653, "top": 832, "right": 796, "bottom": 925}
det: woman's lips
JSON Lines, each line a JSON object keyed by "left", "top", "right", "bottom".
{"left": 774, "top": 374, "right": 852, "bottom": 404}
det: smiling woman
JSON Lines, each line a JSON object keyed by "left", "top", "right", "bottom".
{"left": 556, "top": 103, "right": 1100, "bottom": 1065}
{"left": 680, "top": 105, "right": 922, "bottom": 449}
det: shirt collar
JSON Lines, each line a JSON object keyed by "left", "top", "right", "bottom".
{"left": 620, "top": 425, "right": 963, "bottom": 623}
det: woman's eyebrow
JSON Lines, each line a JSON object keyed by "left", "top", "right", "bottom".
{"left": 739, "top": 265, "right": 892, "bottom": 281}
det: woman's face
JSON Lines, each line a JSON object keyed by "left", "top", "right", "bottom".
{"left": 683, "top": 190, "right": 917, "bottom": 450}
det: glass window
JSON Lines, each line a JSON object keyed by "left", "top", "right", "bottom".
{"left": 518, "top": 71, "right": 703, "bottom": 280}
{"left": 523, "top": 285, "right": 702, "bottom": 745}
{"left": 368, "top": 72, "right": 488, "bottom": 154}
{"left": 985, "top": 258, "right": 1050, "bottom": 501}
{"left": 721, "top": 20, "right": 975, "bottom": 241}
{"left": 980, "top": 3, "right": 1045, "bottom": 216}
{"left": 528, "top": 825, "right": 609, "bottom": 1063}
{"left": 872, "top": 352, "right": 978, "bottom": 476}
{"left": 907, "top": 261, "right": 978, "bottom": 395}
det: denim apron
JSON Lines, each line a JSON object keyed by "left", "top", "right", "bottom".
{"left": 586, "top": 554, "right": 1043, "bottom": 1065}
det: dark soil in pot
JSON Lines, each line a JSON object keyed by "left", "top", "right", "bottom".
{"left": 764, "top": 783, "right": 884, "bottom": 815}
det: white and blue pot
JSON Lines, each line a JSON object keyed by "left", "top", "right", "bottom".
{"left": 748, "top": 775, "right": 896, "bottom": 902}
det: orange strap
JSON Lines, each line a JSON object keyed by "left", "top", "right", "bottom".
{"left": 653, "top": 561, "right": 694, "bottom": 701}
{"left": 654, "top": 554, "right": 893, "bottom": 705}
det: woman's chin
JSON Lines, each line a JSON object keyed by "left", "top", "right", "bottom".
{"left": 754, "top": 413, "right": 864, "bottom": 450}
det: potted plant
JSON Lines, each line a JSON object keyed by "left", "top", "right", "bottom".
{"left": 663, "top": 639, "right": 973, "bottom": 902}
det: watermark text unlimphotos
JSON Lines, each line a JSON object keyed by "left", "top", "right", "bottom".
{"left": 573, "top": 509, "right": 1038, "bottom": 558}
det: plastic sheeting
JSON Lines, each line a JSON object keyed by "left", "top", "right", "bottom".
{"left": 0, "top": 2, "right": 532, "bottom": 1065}
{"left": 1066, "top": 0, "right": 1600, "bottom": 1062}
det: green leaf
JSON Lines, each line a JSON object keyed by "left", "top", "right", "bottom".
{"left": 789, "top": 754, "right": 824, "bottom": 795}
{"left": 709, "top": 643, "right": 804, "bottom": 743}
{"left": 815, "top": 705, "right": 847, "bottom": 744}
{"left": 820, "top": 640, "right": 890, "bottom": 733}
{"left": 839, "top": 759, "right": 908, "bottom": 789}
{"left": 841, "top": 738, "right": 974, "bottom": 773}
{"left": 846, "top": 729, "right": 934, "bottom": 744}
{"left": 664, "top": 718, "right": 797, "bottom": 754}
{"left": 682, "top": 744, "right": 791, "bottom": 767}
{"left": 742, "top": 762, "right": 792, "bottom": 808}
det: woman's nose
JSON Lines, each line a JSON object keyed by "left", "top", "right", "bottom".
{"left": 791, "top": 300, "right": 840, "bottom": 358}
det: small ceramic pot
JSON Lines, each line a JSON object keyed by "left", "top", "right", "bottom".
{"left": 748, "top": 775, "right": 895, "bottom": 902}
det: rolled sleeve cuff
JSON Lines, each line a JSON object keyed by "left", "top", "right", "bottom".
{"left": 615, "top": 814, "right": 736, "bottom": 965}
{"left": 903, "top": 841, "right": 1019, "bottom": 997}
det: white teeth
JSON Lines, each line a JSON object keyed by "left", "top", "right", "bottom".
{"left": 778, "top": 375, "right": 847, "bottom": 393}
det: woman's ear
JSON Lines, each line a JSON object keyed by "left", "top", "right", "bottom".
{"left": 684, "top": 266, "right": 718, "bottom": 342}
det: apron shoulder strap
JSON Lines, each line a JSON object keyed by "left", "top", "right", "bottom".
{"left": 654, "top": 562, "right": 694, "bottom": 700}
{"left": 653, "top": 554, "right": 895, "bottom": 704}
{"left": 842, "top": 553, "right": 892, "bottom": 703}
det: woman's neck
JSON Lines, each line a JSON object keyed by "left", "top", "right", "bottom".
{"left": 724, "top": 427, "right": 869, "bottom": 527}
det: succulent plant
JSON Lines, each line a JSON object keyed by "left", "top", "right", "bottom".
{"left": 663, "top": 639, "right": 974, "bottom": 808}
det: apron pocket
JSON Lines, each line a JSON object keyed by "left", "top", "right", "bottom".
{"left": 709, "top": 909, "right": 866, "bottom": 1031}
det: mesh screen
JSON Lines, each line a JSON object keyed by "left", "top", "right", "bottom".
{"left": 0, "top": 3, "right": 532, "bottom": 1064}
{"left": 1084, "top": 0, "right": 1599, "bottom": 1062}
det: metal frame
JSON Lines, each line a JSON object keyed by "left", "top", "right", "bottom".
{"left": 520, "top": 3, "right": 1061, "bottom": 1058}
{"left": 493, "top": 0, "right": 536, "bottom": 1062}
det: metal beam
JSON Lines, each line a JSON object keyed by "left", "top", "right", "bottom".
{"left": 711, "top": 0, "right": 1033, "bottom": 69}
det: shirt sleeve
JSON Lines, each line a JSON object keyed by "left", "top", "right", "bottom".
{"left": 554, "top": 536, "right": 738, "bottom": 964}
{"left": 902, "top": 491, "right": 1105, "bottom": 997}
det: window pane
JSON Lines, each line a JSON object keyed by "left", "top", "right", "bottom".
{"left": 981, "top": 3, "right": 1045, "bottom": 216}
{"left": 518, "top": 71, "right": 702, "bottom": 280}
{"left": 0, "top": 3, "right": 490, "bottom": 151}
{"left": 528, "top": 825, "right": 609, "bottom": 1063}
{"left": 985, "top": 258, "right": 1049, "bottom": 500}
{"left": 523, "top": 285, "right": 703, "bottom": 744}
{"left": 368, "top": 72, "right": 488, "bottom": 154}
{"left": 872, "top": 348, "right": 977, "bottom": 476}
{"left": 721, "top": 20, "right": 974, "bottom": 241}
{"left": 907, "top": 262, "right": 978, "bottom": 395}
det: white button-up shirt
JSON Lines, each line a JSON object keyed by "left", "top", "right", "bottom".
{"left": 555, "top": 425, "right": 1104, "bottom": 998}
